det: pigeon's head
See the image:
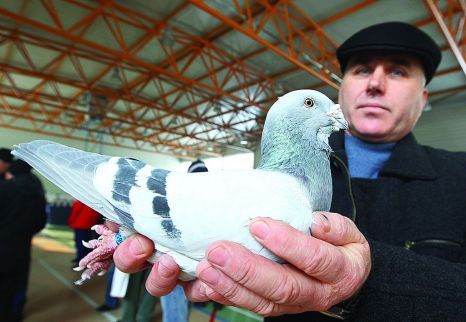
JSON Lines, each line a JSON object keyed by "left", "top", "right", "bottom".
{"left": 268, "top": 89, "right": 348, "bottom": 137}
{"left": 260, "top": 90, "right": 347, "bottom": 169}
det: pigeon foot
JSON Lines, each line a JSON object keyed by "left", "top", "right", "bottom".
{"left": 73, "top": 224, "right": 126, "bottom": 285}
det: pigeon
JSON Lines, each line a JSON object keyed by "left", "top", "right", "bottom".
{"left": 12, "top": 89, "right": 347, "bottom": 284}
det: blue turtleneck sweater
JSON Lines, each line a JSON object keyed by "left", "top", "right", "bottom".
{"left": 344, "top": 134, "right": 396, "bottom": 179}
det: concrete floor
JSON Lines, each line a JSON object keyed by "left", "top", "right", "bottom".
{"left": 24, "top": 232, "right": 216, "bottom": 322}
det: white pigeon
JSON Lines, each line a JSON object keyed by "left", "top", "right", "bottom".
{"left": 12, "top": 89, "right": 347, "bottom": 283}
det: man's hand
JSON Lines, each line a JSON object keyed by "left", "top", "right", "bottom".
{"left": 113, "top": 212, "right": 371, "bottom": 316}
{"left": 113, "top": 230, "right": 181, "bottom": 295}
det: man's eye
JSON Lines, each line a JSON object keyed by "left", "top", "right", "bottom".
{"left": 354, "top": 67, "right": 370, "bottom": 75}
{"left": 391, "top": 69, "right": 405, "bottom": 77}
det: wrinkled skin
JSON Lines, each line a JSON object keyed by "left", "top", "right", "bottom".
{"left": 339, "top": 52, "right": 427, "bottom": 143}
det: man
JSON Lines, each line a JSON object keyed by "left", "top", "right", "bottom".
{"left": 0, "top": 159, "right": 47, "bottom": 321}
{"left": 113, "top": 22, "right": 466, "bottom": 320}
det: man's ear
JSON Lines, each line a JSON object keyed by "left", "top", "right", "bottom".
{"left": 421, "top": 87, "right": 429, "bottom": 111}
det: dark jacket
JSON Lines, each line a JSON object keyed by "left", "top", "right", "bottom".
{"left": 0, "top": 173, "right": 47, "bottom": 272}
{"left": 267, "top": 132, "right": 466, "bottom": 322}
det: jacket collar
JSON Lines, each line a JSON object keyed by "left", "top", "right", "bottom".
{"left": 329, "top": 131, "right": 437, "bottom": 180}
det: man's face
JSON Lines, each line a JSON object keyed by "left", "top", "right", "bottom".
{"left": 338, "top": 52, "right": 428, "bottom": 142}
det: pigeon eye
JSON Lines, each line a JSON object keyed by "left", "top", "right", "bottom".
{"left": 304, "top": 98, "right": 315, "bottom": 108}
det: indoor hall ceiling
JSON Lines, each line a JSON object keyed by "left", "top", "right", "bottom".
{"left": 0, "top": 0, "right": 464, "bottom": 158}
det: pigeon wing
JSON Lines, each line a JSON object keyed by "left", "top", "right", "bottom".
{"left": 125, "top": 169, "right": 314, "bottom": 275}
{"left": 12, "top": 140, "right": 132, "bottom": 227}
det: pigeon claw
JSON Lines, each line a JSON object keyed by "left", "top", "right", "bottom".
{"left": 74, "top": 224, "right": 119, "bottom": 284}
{"left": 74, "top": 276, "right": 90, "bottom": 286}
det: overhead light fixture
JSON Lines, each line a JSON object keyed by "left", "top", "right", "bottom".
{"left": 207, "top": 98, "right": 222, "bottom": 114}
{"left": 213, "top": 104, "right": 222, "bottom": 113}
{"left": 160, "top": 27, "right": 175, "bottom": 48}
{"left": 84, "top": 93, "right": 108, "bottom": 122}
{"left": 111, "top": 67, "right": 122, "bottom": 82}
{"left": 81, "top": 92, "right": 92, "bottom": 106}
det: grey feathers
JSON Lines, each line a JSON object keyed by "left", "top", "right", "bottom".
{"left": 12, "top": 141, "right": 181, "bottom": 236}
{"left": 147, "top": 169, "right": 169, "bottom": 195}
{"left": 258, "top": 90, "right": 347, "bottom": 211}
{"left": 12, "top": 140, "right": 111, "bottom": 212}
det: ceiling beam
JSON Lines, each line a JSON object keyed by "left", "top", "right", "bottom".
{"left": 188, "top": 0, "right": 340, "bottom": 89}
{"left": 424, "top": 0, "right": 466, "bottom": 78}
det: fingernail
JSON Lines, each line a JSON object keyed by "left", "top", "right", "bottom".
{"left": 199, "top": 266, "right": 220, "bottom": 285}
{"left": 250, "top": 220, "right": 269, "bottom": 240}
{"left": 313, "top": 212, "right": 331, "bottom": 233}
{"left": 129, "top": 236, "right": 144, "bottom": 255}
{"left": 157, "top": 256, "right": 174, "bottom": 278}
{"left": 198, "top": 283, "right": 206, "bottom": 297}
{"left": 207, "top": 245, "right": 228, "bottom": 267}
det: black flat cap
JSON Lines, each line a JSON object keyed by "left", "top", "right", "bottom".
{"left": 337, "top": 22, "right": 442, "bottom": 84}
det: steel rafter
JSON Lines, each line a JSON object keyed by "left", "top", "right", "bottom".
{"left": 148, "top": 0, "right": 373, "bottom": 138}
{"left": 88, "top": 1, "right": 282, "bottom": 136}
{"left": 0, "top": 1, "right": 291, "bottom": 155}
{"left": 0, "top": 7, "right": 262, "bottom": 153}
{"left": 0, "top": 83, "right": 225, "bottom": 157}
{"left": 0, "top": 61, "right": 232, "bottom": 156}
{"left": 0, "top": 0, "right": 365, "bottom": 156}
{"left": 188, "top": 0, "right": 341, "bottom": 89}
{"left": 109, "top": 0, "right": 377, "bottom": 137}
{"left": 424, "top": 0, "right": 466, "bottom": 78}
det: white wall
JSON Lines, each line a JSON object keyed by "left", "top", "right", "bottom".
{"left": 414, "top": 103, "right": 466, "bottom": 152}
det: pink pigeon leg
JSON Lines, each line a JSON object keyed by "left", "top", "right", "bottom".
{"left": 73, "top": 224, "right": 126, "bottom": 285}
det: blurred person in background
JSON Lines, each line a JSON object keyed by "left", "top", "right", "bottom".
{"left": 68, "top": 199, "right": 102, "bottom": 264}
{"left": 0, "top": 159, "right": 47, "bottom": 321}
{"left": 117, "top": 268, "right": 158, "bottom": 322}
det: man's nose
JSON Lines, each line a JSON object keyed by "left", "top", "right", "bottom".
{"left": 367, "top": 66, "right": 385, "bottom": 94}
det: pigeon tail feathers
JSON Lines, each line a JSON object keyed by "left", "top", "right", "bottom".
{"left": 12, "top": 140, "right": 130, "bottom": 226}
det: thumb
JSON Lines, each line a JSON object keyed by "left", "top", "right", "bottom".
{"left": 114, "top": 234, "right": 154, "bottom": 273}
{"left": 311, "top": 212, "right": 366, "bottom": 246}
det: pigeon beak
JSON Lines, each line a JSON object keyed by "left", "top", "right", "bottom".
{"left": 326, "top": 104, "right": 348, "bottom": 130}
